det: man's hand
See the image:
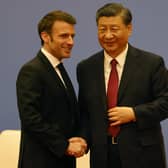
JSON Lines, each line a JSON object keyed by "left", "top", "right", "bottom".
{"left": 66, "top": 137, "right": 87, "bottom": 158}
{"left": 108, "top": 106, "right": 136, "bottom": 126}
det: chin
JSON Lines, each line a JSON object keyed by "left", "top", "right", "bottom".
{"left": 63, "top": 55, "right": 71, "bottom": 59}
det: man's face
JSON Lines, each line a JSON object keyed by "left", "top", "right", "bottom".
{"left": 97, "top": 16, "right": 132, "bottom": 57}
{"left": 42, "top": 20, "right": 75, "bottom": 60}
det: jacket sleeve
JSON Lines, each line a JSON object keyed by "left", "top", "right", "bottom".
{"left": 16, "top": 64, "right": 69, "bottom": 157}
{"left": 134, "top": 57, "right": 168, "bottom": 130}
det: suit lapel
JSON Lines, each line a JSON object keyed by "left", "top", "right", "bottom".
{"left": 93, "top": 51, "right": 108, "bottom": 111}
{"left": 118, "top": 45, "right": 139, "bottom": 103}
{"left": 38, "top": 50, "right": 77, "bottom": 108}
{"left": 37, "top": 51, "right": 77, "bottom": 101}
{"left": 93, "top": 49, "right": 138, "bottom": 109}
{"left": 37, "top": 51, "right": 65, "bottom": 88}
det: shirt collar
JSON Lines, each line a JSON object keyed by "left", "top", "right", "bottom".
{"left": 41, "top": 47, "right": 61, "bottom": 68}
{"left": 104, "top": 43, "right": 128, "bottom": 68}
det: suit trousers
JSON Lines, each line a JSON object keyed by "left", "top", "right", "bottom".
{"left": 107, "top": 136, "right": 122, "bottom": 168}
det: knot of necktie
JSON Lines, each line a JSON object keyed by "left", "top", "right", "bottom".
{"left": 57, "top": 62, "right": 64, "bottom": 72}
{"left": 111, "top": 59, "right": 118, "bottom": 67}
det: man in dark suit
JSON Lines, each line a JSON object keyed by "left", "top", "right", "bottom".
{"left": 77, "top": 3, "right": 168, "bottom": 168}
{"left": 16, "top": 10, "right": 86, "bottom": 168}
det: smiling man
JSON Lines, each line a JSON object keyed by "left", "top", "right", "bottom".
{"left": 16, "top": 10, "right": 87, "bottom": 168}
{"left": 77, "top": 3, "right": 168, "bottom": 168}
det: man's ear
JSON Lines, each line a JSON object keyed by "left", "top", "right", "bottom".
{"left": 40, "top": 31, "right": 50, "bottom": 44}
{"left": 127, "top": 23, "right": 133, "bottom": 37}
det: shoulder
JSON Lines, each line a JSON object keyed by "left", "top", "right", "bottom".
{"left": 16, "top": 51, "right": 45, "bottom": 81}
{"left": 18, "top": 51, "right": 45, "bottom": 73}
{"left": 128, "top": 45, "right": 165, "bottom": 67}
{"left": 77, "top": 50, "right": 104, "bottom": 69}
{"left": 129, "top": 45, "right": 163, "bottom": 61}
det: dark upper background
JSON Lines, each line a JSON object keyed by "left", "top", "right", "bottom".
{"left": 2, "top": 0, "right": 168, "bottom": 164}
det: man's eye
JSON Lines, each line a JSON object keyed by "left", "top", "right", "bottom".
{"left": 99, "top": 29, "right": 106, "bottom": 33}
{"left": 110, "top": 27, "right": 120, "bottom": 31}
{"left": 61, "top": 34, "right": 68, "bottom": 38}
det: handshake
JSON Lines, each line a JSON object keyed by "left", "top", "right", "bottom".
{"left": 66, "top": 137, "right": 87, "bottom": 158}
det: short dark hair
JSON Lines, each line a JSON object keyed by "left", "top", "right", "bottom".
{"left": 38, "top": 10, "right": 76, "bottom": 45}
{"left": 96, "top": 3, "right": 132, "bottom": 25}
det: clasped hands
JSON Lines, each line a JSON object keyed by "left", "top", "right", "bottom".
{"left": 66, "top": 137, "right": 87, "bottom": 158}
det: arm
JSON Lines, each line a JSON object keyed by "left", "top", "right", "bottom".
{"left": 16, "top": 64, "right": 68, "bottom": 157}
{"left": 108, "top": 57, "right": 168, "bottom": 129}
{"left": 76, "top": 64, "right": 91, "bottom": 149}
{"left": 134, "top": 57, "right": 168, "bottom": 129}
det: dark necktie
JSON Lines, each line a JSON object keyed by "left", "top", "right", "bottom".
{"left": 57, "top": 63, "right": 78, "bottom": 128}
{"left": 57, "top": 63, "right": 76, "bottom": 99}
{"left": 107, "top": 59, "right": 120, "bottom": 137}
{"left": 57, "top": 63, "right": 73, "bottom": 89}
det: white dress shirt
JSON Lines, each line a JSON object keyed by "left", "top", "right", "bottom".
{"left": 41, "top": 48, "right": 66, "bottom": 86}
{"left": 104, "top": 44, "right": 128, "bottom": 92}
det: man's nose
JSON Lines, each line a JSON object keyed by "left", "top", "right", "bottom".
{"left": 105, "top": 30, "right": 115, "bottom": 38}
{"left": 67, "top": 36, "right": 74, "bottom": 45}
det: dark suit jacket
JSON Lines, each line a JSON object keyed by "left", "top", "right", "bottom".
{"left": 16, "top": 51, "right": 79, "bottom": 168}
{"left": 77, "top": 45, "right": 168, "bottom": 168}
